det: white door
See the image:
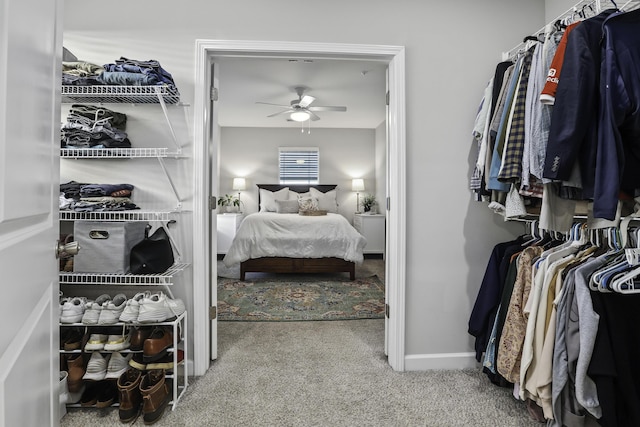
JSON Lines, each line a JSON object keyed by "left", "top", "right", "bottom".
{"left": 0, "top": 0, "right": 62, "bottom": 425}
{"left": 209, "top": 60, "right": 220, "bottom": 359}
{"left": 384, "top": 67, "right": 390, "bottom": 356}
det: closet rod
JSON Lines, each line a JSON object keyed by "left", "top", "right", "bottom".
{"left": 501, "top": 0, "right": 618, "bottom": 60}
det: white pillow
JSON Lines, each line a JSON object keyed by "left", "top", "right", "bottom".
{"left": 309, "top": 188, "right": 338, "bottom": 213}
{"left": 259, "top": 187, "right": 290, "bottom": 212}
{"left": 289, "top": 191, "right": 311, "bottom": 200}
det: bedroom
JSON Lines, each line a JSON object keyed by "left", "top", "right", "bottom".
{"left": 215, "top": 55, "right": 388, "bottom": 321}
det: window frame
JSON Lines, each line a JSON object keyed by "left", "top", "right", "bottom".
{"left": 278, "top": 147, "right": 320, "bottom": 185}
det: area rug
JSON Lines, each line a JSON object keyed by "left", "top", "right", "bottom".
{"left": 217, "top": 275, "right": 385, "bottom": 321}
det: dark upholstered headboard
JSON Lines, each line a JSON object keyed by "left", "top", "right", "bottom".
{"left": 256, "top": 184, "right": 337, "bottom": 205}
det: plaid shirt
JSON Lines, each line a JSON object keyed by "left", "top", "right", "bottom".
{"left": 499, "top": 47, "right": 535, "bottom": 183}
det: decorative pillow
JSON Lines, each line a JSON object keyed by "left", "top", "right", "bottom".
{"left": 298, "top": 197, "right": 319, "bottom": 212}
{"left": 259, "top": 187, "right": 290, "bottom": 212}
{"left": 275, "top": 199, "right": 300, "bottom": 214}
{"left": 309, "top": 188, "right": 338, "bottom": 213}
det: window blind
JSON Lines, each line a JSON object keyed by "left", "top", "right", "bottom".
{"left": 279, "top": 147, "right": 319, "bottom": 184}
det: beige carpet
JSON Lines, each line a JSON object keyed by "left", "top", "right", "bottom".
{"left": 61, "top": 319, "right": 540, "bottom": 427}
{"left": 61, "top": 260, "right": 538, "bottom": 426}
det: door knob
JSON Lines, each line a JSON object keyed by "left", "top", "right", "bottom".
{"left": 56, "top": 239, "right": 80, "bottom": 259}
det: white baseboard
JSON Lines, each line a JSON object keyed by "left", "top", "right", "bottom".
{"left": 404, "top": 352, "right": 478, "bottom": 371}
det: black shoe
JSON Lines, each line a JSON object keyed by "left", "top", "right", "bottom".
{"left": 63, "top": 327, "right": 84, "bottom": 351}
{"left": 96, "top": 380, "right": 118, "bottom": 408}
{"left": 80, "top": 382, "right": 100, "bottom": 407}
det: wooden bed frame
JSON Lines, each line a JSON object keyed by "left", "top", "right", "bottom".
{"left": 239, "top": 184, "right": 356, "bottom": 280}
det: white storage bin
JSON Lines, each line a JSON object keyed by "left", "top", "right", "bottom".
{"left": 73, "top": 221, "right": 147, "bottom": 273}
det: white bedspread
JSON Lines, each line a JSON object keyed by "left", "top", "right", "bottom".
{"left": 222, "top": 212, "right": 367, "bottom": 266}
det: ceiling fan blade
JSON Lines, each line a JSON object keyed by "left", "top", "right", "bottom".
{"left": 308, "top": 106, "right": 347, "bottom": 112}
{"left": 256, "top": 101, "right": 291, "bottom": 108}
{"left": 267, "top": 109, "right": 294, "bottom": 118}
{"left": 308, "top": 110, "right": 321, "bottom": 121}
{"left": 298, "top": 95, "right": 315, "bottom": 108}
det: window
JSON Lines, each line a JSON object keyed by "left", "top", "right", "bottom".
{"left": 279, "top": 147, "right": 319, "bottom": 184}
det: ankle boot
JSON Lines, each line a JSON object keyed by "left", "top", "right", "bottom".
{"left": 65, "top": 353, "right": 85, "bottom": 393}
{"left": 117, "top": 367, "right": 142, "bottom": 423}
{"left": 140, "top": 369, "right": 170, "bottom": 425}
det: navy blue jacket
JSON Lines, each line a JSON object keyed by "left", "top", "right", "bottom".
{"left": 595, "top": 10, "right": 640, "bottom": 219}
{"left": 543, "top": 10, "right": 617, "bottom": 204}
{"left": 468, "top": 237, "right": 524, "bottom": 362}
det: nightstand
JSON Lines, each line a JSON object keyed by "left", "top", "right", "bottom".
{"left": 217, "top": 213, "right": 244, "bottom": 254}
{"left": 353, "top": 213, "right": 385, "bottom": 255}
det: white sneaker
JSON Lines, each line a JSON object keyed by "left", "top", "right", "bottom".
{"left": 137, "top": 292, "right": 185, "bottom": 323}
{"left": 103, "top": 333, "right": 131, "bottom": 351}
{"left": 83, "top": 352, "right": 110, "bottom": 381}
{"left": 167, "top": 297, "right": 186, "bottom": 319}
{"left": 84, "top": 333, "right": 108, "bottom": 351}
{"left": 59, "top": 297, "right": 70, "bottom": 318}
{"left": 60, "top": 297, "right": 87, "bottom": 324}
{"left": 104, "top": 352, "right": 132, "bottom": 380}
{"left": 81, "top": 294, "right": 111, "bottom": 325}
{"left": 98, "top": 293, "right": 127, "bottom": 325}
{"left": 119, "top": 291, "right": 149, "bottom": 323}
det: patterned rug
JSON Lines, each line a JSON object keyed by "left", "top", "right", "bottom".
{"left": 217, "top": 275, "right": 385, "bottom": 321}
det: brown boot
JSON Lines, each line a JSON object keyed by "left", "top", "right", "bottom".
{"left": 140, "top": 369, "right": 170, "bottom": 425}
{"left": 117, "top": 367, "right": 142, "bottom": 422}
{"left": 66, "top": 353, "right": 85, "bottom": 393}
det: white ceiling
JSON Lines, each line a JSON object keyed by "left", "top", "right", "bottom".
{"left": 215, "top": 57, "right": 388, "bottom": 129}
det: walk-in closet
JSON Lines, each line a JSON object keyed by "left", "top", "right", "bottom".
{"left": 469, "top": 0, "right": 640, "bottom": 425}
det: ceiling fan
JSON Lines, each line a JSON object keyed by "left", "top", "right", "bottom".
{"left": 256, "top": 86, "right": 347, "bottom": 122}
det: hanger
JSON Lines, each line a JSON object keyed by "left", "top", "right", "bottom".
{"left": 521, "top": 220, "right": 540, "bottom": 246}
{"left": 588, "top": 227, "right": 625, "bottom": 290}
{"left": 609, "top": 264, "right": 640, "bottom": 293}
{"left": 581, "top": 2, "right": 595, "bottom": 18}
{"left": 554, "top": 19, "right": 567, "bottom": 31}
{"left": 590, "top": 253, "right": 626, "bottom": 290}
{"left": 589, "top": 226, "right": 637, "bottom": 291}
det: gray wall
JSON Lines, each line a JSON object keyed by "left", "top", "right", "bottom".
{"left": 219, "top": 127, "right": 376, "bottom": 223}
{"left": 63, "top": 0, "right": 546, "bottom": 366}
{"left": 545, "top": 0, "right": 588, "bottom": 21}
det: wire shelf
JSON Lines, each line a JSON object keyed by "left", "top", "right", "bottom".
{"left": 59, "top": 210, "right": 178, "bottom": 222}
{"left": 61, "top": 85, "right": 180, "bottom": 104}
{"left": 59, "top": 263, "right": 190, "bottom": 285}
{"left": 61, "top": 147, "right": 171, "bottom": 158}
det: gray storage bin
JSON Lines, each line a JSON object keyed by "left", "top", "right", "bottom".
{"left": 73, "top": 221, "right": 147, "bottom": 273}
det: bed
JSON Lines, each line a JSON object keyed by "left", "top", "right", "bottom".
{"left": 222, "top": 184, "right": 366, "bottom": 280}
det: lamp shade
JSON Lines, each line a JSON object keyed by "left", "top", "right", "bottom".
{"left": 351, "top": 178, "right": 365, "bottom": 192}
{"left": 290, "top": 111, "right": 310, "bottom": 122}
{"left": 232, "top": 177, "right": 246, "bottom": 191}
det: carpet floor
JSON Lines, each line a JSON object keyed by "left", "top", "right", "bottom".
{"left": 217, "top": 274, "right": 385, "bottom": 321}
{"left": 61, "top": 320, "right": 541, "bottom": 427}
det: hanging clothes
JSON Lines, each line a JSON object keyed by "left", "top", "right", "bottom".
{"left": 468, "top": 236, "right": 526, "bottom": 364}
{"left": 594, "top": 9, "right": 640, "bottom": 220}
{"left": 543, "top": 9, "right": 619, "bottom": 209}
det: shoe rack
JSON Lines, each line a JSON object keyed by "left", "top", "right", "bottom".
{"left": 59, "top": 85, "right": 191, "bottom": 412}
{"left": 60, "top": 312, "right": 188, "bottom": 411}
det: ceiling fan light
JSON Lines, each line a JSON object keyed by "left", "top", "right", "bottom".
{"left": 290, "top": 111, "right": 310, "bottom": 122}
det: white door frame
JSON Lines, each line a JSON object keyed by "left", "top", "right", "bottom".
{"left": 192, "top": 40, "right": 406, "bottom": 374}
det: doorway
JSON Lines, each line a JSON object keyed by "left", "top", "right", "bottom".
{"left": 191, "top": 40, "right": 406, "bottom": 375}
